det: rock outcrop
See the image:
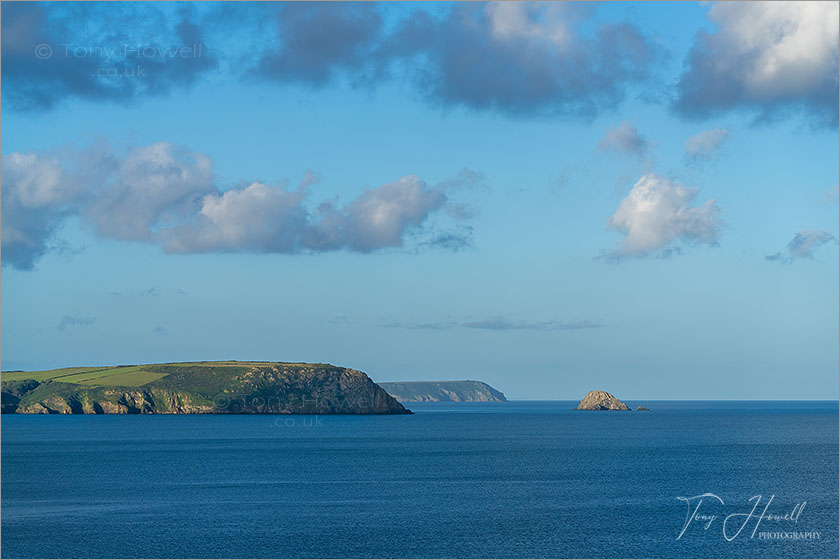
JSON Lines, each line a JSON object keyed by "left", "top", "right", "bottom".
{"left": 574, "top": 390, "right": 630, "bottom": 411}
{"left": 2, "top": 362, "right": 411, "bottom": 415}
{"left": 637, "top": 406, "right": 649, "bottom": 411}
{"left": 378, "top": 380, "right": 506, "bottom": 402}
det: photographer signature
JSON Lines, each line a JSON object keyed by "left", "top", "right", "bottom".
{"left": 676, "top": 493, "right": 807, "bottom": 541}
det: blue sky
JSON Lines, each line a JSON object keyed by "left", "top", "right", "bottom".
{"left": 2, "top": 1, "right": 838, "bottom": 399}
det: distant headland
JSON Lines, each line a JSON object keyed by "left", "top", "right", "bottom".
{"left": 0, "top": 361, "right": 411, "bottom": 415}
{"left": 378, "top": 380, "right": 506, "bottom": 402}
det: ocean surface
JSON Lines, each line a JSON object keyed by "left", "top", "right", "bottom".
{"left": 1, "top": 401, "right": 837, "bottom": 559}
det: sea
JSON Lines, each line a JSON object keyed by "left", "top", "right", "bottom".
{"left": 1, "top": 401, "right": 837, "bottom": 559}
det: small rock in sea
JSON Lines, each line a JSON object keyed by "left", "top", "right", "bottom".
{"left": 637, "top": 406, "right": 649, "bottom": 411}
{"left": 574, "top": 390, "right": 630, "bottom": 411}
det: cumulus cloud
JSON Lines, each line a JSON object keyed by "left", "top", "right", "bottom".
{"left": 161, "top": 180, "right": 312, "bottom": 253}
{"left": 1, "top": 2, "right": 217, "bottom": 112}
{"left": 6, "top": 2, "right": 659, "bottom": 117}
{"left": 766, "top": 230, "right": 837, "bottom": 263}
{"left": 251, "top": 2, "right": 659, "bottom": 117}
{"left": 606, "top": 173, "right": 723, "bottom": 258}
{"left": 87, "top": 142, "right": 215, "bottom": 241}
{"left": 252, "top": 2, "right": 383, "bottom": 86}
{"left": 161, "top": 174, "right": 462, "bottom": 254}
{"left": 325, "top": 175, "right": 448, "bottom": 252}
{"left": 684, "top": 128, "right": 730, "bottom": 161}
{"left": 2, "top": 142, "right": 214, "bottom": 268}
{"left": 598, "top": 121, "right": 651, "bottom": 157}
{"left": 1, "top": 154, "right": 75, "bottom": 269}
{"left": 675, "top": 2, "right": 840, "bottom": 125}
{"left": 55, "top": 315, "right": 95, "bottom": 331}
{"left": 1, "top": 145, "right": 111, "bottom": 269}
{"left": 2, "top": 142, "right": 479, "bottom": 269}
{"left": 413, "top": 3, "right": 657, "bottom": 116}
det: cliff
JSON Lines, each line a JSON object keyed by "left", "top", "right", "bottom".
{"left": 1, "top": 362, "right": 410, "bottom": 415}
{"left": 378, "top": 380, "right": 506, "bottom": 402}
{"left": 574, "top": 390, "right": 630, "bottom": 411}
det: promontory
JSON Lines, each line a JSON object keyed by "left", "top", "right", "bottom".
{"left": 378, "top": 380, "right": 506, "bottom": 402}
{"left": 1, "top": 361, "right": 411, "bottom": 414}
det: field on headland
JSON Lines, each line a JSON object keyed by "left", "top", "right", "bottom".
{"left": 1, "top": 361, "right": 327, "bottom": 386}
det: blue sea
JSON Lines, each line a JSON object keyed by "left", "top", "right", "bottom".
{"left": 1, "top": 401, "right": 838, "bottom": 559}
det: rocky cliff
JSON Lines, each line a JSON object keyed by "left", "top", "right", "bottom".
{"left": 574, "top": 390, "right": 630, "bottom": 411}
{"left": 378, "top": 380, "right": 506, "bottom": 402}
{"left": 1, "top": 362, "right": 410, "bottom": 415}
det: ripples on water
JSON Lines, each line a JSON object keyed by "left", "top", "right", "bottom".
{"left": 2, "top": 401, "right": 837, "bottom": 558}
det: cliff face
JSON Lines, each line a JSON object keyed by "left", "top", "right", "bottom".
{"left": 11, "top": 384, "right": 218, "bottom": 414}
{"left": 574, "top": 390, "right": 630, "bottom": 411}
{"left": 1, "top": 363, "right": 410, "bottom": 415}
{"left": 379, "top": 380, "right": 506, "bottom": 402}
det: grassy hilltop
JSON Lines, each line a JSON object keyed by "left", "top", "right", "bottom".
{"left": 1, "top": 361, "right": 410, "bottom": 415}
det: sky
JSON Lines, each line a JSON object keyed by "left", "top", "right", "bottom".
{"left": 1, "top": 1, "right": 838, "bottom": 400}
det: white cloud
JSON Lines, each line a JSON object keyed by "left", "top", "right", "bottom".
{"left": 87, "top": 142, "right": 215, "bottom": 241}
{"left": 161, "top": 179, "right": 312, "bottom": 253}
{"left": 1, "top": 147, "right": 107, "bottom": 269}
{"left": 607, "top": 173, "right": 722, "bottom": 258}
{"left": 2, "top": 142, "right": 215, "bottom": 269}
{"left": 4, "top": 153, "right": 67, "bottom": 207}
{"left": 334, "top": 175, "right": 447, "bottom": 251}
{"left": 2, "top": 141, "right": 480, "bottom": 269}
{"left": 162, "top": 174, "right": 451, "bottom": 254}
{"left": 676, "top": 1, "right": 839, "bottom": 124}
{"left": 685, "top": 128, "right": 730, "bottom": 160}
{"left": 485, "top": 2, "right": 570, "bottom": 45}
{"left": 766, "top": 230, "right": 837, "bottom": 263}
{"left": 711, "top": 2, "right": 838, "bottom": 99}
{"left": 598, "top": 121, "right": 650, "bottom": 157}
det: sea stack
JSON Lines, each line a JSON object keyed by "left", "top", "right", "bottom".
{"left": 575, "top": 390, "right": 630, "bottom": 411}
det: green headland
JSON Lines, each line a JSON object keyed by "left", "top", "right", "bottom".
{"left": 1, "top": 361, "right": 410, "bottom": 415}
